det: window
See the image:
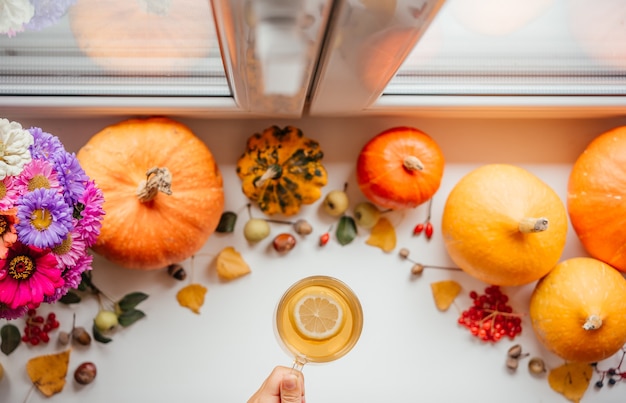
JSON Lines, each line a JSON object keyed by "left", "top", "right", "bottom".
{"left": 0, "top": 0, "right": 228, "bottom": 97}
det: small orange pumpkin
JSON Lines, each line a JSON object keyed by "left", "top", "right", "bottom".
{"left": 529, "top": 257, "right": 626, "bottom": 363}
{"left": 568, "top": 126, "right": 626, "bottom": 272}
{"left": 356, "top": 127, "right": 445, "bottom": 210}
{"left": 69, "top": 0, "right": 214, "bottom": 73}
{"left": 442, "top": 164, "right": 568, "bottom": 286}
{"left": 77, "top": 117, "right": 224, "bottom": 270}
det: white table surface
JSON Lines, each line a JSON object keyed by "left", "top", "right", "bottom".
{"left": 1, "top": 114, "right": 626, "bottom": 403}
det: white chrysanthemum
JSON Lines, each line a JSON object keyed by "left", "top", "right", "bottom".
{"left": 0, "top": 0, "right": 35, "bottom": 35}
{"left": 0, "top": 118, "right": 34, "bottom": 179}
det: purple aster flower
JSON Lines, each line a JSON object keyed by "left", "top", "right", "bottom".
{"left": 0, "top": 303, "right": 28, "bottom": 320}
{"left": 14, "top": 159, "right": 61, "bottom": 194}
{"left": 0, "top": 242, "right": 62, "bottom": 309}
{"left": 52, "top": 152, "right": 88, "bottom": 207}
{"left": 28, "top": 127, "right": 65, "bottom": 160}
{"left": 16, "top": 187, "right": 73, "bottom": 249}
{"left": 23, "top": 0, "right": 76, "bottom": 32}
{"left": 75, "top": 179, "right": 104, "bottom": 247}
{"left": 0, "top": 176, "right": 19, "bottom": 210}
{"left": 45, "top": 253, "right": 92, "bottom": 304}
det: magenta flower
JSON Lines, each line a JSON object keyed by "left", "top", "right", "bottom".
{"left": 0, "top": 242, "right": 63, "bottom": 309}
{"left": 0, "top": 176, "right": 19, "bottom": 210}
{"left": 75, "top": 179, "right": 105, "bottom": 247}
{"left": 0, "top": 209, "right": 18, "bottom": 258}
{"left": 46, "top": 253, "right": 93, "bottom": 304}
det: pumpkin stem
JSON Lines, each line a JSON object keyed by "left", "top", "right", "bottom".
{"left": 403, "top": 155, "right": 424, "bottom": 172}
{"left": 582, "top": 314, "right": 603, "bottom": 331}
{"left": 518, "top": 217, "right": 549, "bottom": 233}
{"left": 137, "top": 0, "right": 172, "bottom": 15}
{"left": 254, "top": 165, "right": 281, "bottom": 188}
{"left": 137, "top": 167, "right": 173, "bottom": 203}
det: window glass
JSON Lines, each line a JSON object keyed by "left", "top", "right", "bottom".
{"left": 0, "top": 0, "right": 229, "bottom": 97}
{"left": 387, "top": 0, "right": 626, "bottom": 95}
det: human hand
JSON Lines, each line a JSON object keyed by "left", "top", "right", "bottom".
{"left": 247, "top": 366, "right": 305, "bottom": 403}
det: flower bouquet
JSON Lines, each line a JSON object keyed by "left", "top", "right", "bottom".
{"left": 0, "top": 118, "right": 104, "bottom": 319}
{"left": 1, "top": 0, "right": 76, "bottom": 37}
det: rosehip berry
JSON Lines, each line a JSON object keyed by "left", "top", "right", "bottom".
{"left": 319, "top": 232, "right": 330, "bottom": 246}
{"left": 424, "top": 222, "right": 434, "bottom": 239}
{"left": 412, "top": 223, "right": 424, "bottom": 236}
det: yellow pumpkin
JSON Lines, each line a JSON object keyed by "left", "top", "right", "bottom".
{"left": 77, "top": 117, "right": 224, "bottom": 270}
{"left": 69, "top": 0, "right": 214, "bottom": 73}
{"left": 530, "top": 257, "right": 626, "bottom": 363}
{"left": 236, "top": 126, "right": 327, "bottom": 216}
{"left": 441, "top": 164, "right": 567, "bottom": 286}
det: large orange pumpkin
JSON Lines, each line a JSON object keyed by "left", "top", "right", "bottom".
{"left": 69, "top": 0, "right": 214, "bottom": 73}
{"left": 356, "top": 127, "right": 445, "bottom": 210}
{"left": 442, "top": 164, "right": 567, "bottom": 286}
{"left": 530, "top": 257, "right": 626, "bottom": 363}
{"left": 77, "top": 117, "right": 224, "bottom": 270}
{"left": 568, "top": 126, "right": 626, "bottom": 272}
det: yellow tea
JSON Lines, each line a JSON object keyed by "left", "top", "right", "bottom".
{"left": 275, "top": 276, "right": 363, "bottom": 365}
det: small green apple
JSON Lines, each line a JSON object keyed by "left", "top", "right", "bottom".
{"left": 243, "top": 218, "right": 271, "bottom": 242}
{"left": 94, "top": 310, "right": 119, "bottom": 332}
{"left": 323, "top": 190, "right": 349, "bottom": 216}
{"left": 353, "top": 201, "right": 381, "bottom": 228}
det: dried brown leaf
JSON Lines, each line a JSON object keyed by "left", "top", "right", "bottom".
{"left": 26, "top": 349, "right": 71, "bottom": 397}
{"left": 216, "top": 246, "right": 251, "bottom": 280}
{"left": 430, "top": 280, "right": 462, "bottom": 311}
{"left": 548, "top": 362, "right": 593, "bottom": 403}
{"left": 365, "top": 217, "right": 396, "bottom": 252}
{"left": 176, "top": 283, "right": 208, "bottom": 314}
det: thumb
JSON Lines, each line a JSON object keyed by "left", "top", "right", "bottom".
{"left": 280, "top": 374, "right": 301, "bottom": 403}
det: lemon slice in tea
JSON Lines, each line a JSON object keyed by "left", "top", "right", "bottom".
{"left": 293, "top": 293, "right": 344, "bottom": 340}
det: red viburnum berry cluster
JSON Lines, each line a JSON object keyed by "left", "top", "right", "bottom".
{"left": 22, "top": 309, "right": 60, "bottom": 345}
{"left": 457, "top": 285, "right": 522, "bottom": 342}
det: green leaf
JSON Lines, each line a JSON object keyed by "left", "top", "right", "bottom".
{"left": 117, "top": 292, "right": 149, "bottom": 312}
{"left": 92, "top": 323, "right": 113, "bottom": 344}
{"left": 59, "top": 291, "right": 82, "bottom": 304}
{"left": 118, "top": 309, "right": 146, "bottom": 327}
{"left": 78, "top": 271, "right": 95, "bottom": 292}
{"left": 216, "top": 211, "right": 237, "bottom": 233}
{"left": 336, "top": 216, "right": 357, "bottom": 246}
{"left": 1, "top": 324, "right": 21, "bottom": 355}
{"left": 73, "top": 202, "right": 85, "bottom": 219}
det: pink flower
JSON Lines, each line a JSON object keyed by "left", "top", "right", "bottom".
{"left": 14, "top": 158, "right": 61, "bottom": 194}
{"left": 0, "top": 242, "right": 63, "bottom": 309}
{"left": 0, "top": 176, "right": 19, "bottom": 210}
{"left": 0, "top": 209, "right": 18, "bottom": 258}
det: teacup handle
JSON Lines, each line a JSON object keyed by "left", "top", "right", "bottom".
{"left": 291, "top": 356, "right": 307, "bottom": 372}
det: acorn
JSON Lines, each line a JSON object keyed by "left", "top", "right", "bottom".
{"left": 72, "top": 326, "right": 92, "bottom": 346}
{"left": 293, "top": 219, "right": 313, "bottom": 235}
{"left": 528, "top": 357, "right": 546, "bottom": 375}
{"left": 167, "top": 263, "right": 187, "bottom": 281}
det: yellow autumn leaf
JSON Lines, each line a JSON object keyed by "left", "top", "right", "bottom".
{"left": 216, "top": 246, "right": 251, "bottom": 281}
{"left": 548, "top": 362, "right": 593, "bottom": 403}
{"left": 177, "top": 283, "right": 208, "bottom": 314}
{"left": 26, "top": 349, "right": 71, "bottom": 397}
{"left": 430, "top": 280, "right": 462, "bottom": 311}
{"left": 366, "top": 217, "right": 396, "bottom": 252}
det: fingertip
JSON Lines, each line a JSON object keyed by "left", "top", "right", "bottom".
{"left": 281, "top": 373, "right": 298, "bottom": 391}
